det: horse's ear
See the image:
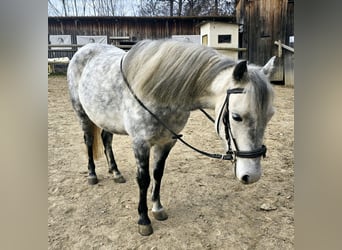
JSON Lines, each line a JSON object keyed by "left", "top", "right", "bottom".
{"left": 261, "top": 56, "right": 276, "bottom": 78}
{"left": 233, "top": 60, "right": 247, "bottom": 81}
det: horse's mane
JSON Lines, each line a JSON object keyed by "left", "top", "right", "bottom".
{"left": 122, "top": 39, "right": 235, "bottom": 107}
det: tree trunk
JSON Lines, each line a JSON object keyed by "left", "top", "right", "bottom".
{"left": 214, "top": 0, "right": 218, "bottom": 15}
{"left": 170, "top": 0, "right": 174, "bottom": 16}
{"left": 73, "top": 0, "right": 78, "bottom": 16}
{"left": 177, "top": 0, "right": 182, "bottom": 16}
{"left": 62, "top": 0, "right": 68, "bottom": 16}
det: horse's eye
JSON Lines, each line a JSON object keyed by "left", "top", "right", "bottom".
{"left": 232, "top": 113, "right": 243, "bottom": 122}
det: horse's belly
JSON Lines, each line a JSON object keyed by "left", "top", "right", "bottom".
{"left": 95, "top": 111, "right": 127, "bottom": 134}
{"left": 84, "top": 104, "right": 127, "bottom": 134}
{"left": 78, "top": 80, "right": 128, "bottom": 135}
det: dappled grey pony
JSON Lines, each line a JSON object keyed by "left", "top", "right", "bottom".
{"left": 67, "top": 40, "right": 275, "bottom": 236}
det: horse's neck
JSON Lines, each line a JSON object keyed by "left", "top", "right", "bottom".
{"left": 197, "top": 67, "right": 234, "bottom": 109}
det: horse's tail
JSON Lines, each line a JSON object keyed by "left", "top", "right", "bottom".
{"left": 91, "top": 123, "right": 103, "bottom": 161}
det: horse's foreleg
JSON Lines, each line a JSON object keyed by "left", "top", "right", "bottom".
{"left": 101, "top": 130, "right": 126, "bottom": 183}
{"left": 133, "top": 141, "right": 153, "bottom": 236}
{"left": 151, "top": 142, "right": 175, "bottom": 221}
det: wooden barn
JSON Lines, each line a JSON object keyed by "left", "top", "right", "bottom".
{"left": 48, "top": 16, "right": 235, "bottom": 58}
{"left": 236, "top": 0, "right": 294, "bottom": 85}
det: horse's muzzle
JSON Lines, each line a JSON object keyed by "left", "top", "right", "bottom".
{"left": 233, "top": 160, "right": 262, "bottom": 185}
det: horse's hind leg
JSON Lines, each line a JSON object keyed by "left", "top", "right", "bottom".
{"left": 101, "top": 130, "right": 126, "bottom": 183}
{"left": 151, "top": 142, "right": 175, "bottom": 221}
{"left": 82, "top": 121, "right": 100, "bottom": 185}
{"left": 73, "top": 104, "right": 102, "bottom": 185}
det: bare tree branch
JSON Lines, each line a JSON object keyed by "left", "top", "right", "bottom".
{"left": 48, "top": 0, "right": 62, "bottom": 16}
{"left": 48, "top": 0, "right": 236, "bottom": 17}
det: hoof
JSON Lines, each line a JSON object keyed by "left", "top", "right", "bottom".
{"left": 113, "top": 174, "right": 126, "bottom": 183}
{"left": 87, "top": 175, "right": 98, "bottom": 185}
{"left": 152, "top": 209, "right": 168, "bottom": 221}
{"left": 138, "top": 224, "right": 153, "bottom": 236}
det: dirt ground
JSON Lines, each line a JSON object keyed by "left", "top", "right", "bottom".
{"left": 48, "top": 75, "right": 294, "bottom": 249}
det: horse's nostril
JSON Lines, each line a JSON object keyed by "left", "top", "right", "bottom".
{"left": 242, "top": 175, "right": 249, "bottom": 183}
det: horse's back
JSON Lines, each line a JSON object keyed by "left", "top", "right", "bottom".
{"left": 67, "top": 43, "right": 124, "bottom": 91}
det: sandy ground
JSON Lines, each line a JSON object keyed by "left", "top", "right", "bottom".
{"left": 48, "top": 75, "right": 294, "bottom": 249}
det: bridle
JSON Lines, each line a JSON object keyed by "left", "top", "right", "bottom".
{"left": 216, "top": 88, "right": 267, "bottom": 161}
{"left": 120, "top": 56, "right": 267, "bottom": 162}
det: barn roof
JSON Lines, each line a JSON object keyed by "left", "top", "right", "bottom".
{"left": 48, "top": 15, "right": 236, "bottom": 23}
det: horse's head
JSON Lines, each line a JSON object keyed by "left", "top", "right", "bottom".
{"left": 215, "top": 57, "right": 276, "bottom": 184}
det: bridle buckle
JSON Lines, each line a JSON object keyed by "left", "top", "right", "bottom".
{"left": 225, "top": 149, "right": 237, "bottom": 163}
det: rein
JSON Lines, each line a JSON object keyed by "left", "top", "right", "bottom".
{"left": 120, "top": 56, "right": 266, "bottom": 161}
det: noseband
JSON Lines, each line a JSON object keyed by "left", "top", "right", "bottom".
{"left": 216, "top": 88, "right": 267, "bottom": 160}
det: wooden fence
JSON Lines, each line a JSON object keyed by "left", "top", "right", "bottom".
{"left": 274, "top": 40, "right": 294, "bottom": 87}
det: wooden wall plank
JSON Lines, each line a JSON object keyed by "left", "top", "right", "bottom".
{"left": 236, "top": 0, "right": 293, "bottom": 83}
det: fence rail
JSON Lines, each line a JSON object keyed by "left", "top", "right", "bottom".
{"left": 48, "top": 44, "right": 84, "bottom": 48}
{"left": 274, "top": 40, "right": 294, "bottom": 87}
